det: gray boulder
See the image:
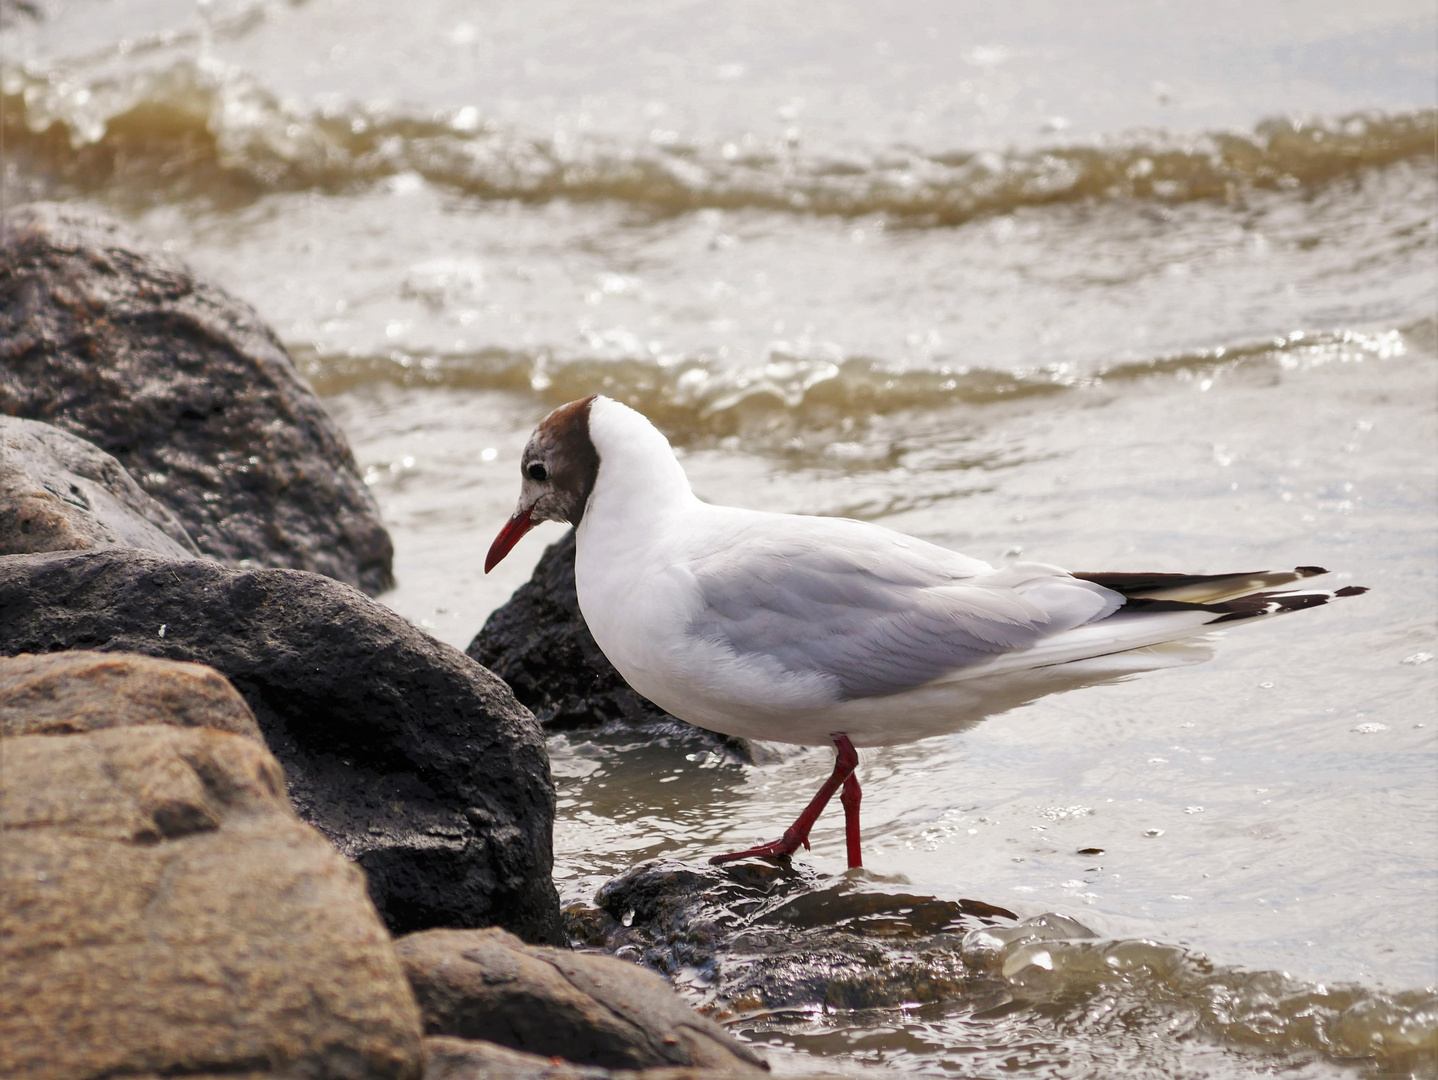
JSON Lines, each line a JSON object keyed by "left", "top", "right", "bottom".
{"left": 0, "top": 547, "right": 561, "bottom": 943}
{"left": 0, "top": 203, "right": 393, "bottom": 594}
{"left": 0, "top": 415, "right": 199, "bottom": 559}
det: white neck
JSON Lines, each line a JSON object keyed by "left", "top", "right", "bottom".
{"left": 581, "top": 397, "right": 696, "bottom": 529}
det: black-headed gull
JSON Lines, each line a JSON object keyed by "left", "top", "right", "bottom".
{"left": 485, "top": 395, "right": 1366, "bottom": 868}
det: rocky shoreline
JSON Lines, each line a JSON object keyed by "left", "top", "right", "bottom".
{"left": 7, "top": 203, "right": 1428, "bottom": 1079}
{"left": 0, "top": 203, "right": 803, "bottom": 1080}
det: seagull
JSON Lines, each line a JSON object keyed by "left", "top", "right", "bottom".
{"left": 485, "top": 395, "right": 1366, "bottom": 869}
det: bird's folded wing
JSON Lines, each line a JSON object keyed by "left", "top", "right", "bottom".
{"left": 684, "top": 521, "right": 1121, "bottom": 700}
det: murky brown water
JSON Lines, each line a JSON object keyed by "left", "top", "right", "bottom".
{"left": 5, "top": 0, "right": 1435, "bottom": 1074}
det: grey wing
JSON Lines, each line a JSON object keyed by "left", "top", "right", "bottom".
{"left": 686, "top": 526, "right": 1116, "bottom": 699}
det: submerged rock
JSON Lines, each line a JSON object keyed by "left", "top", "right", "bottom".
{"left": 581, "top": 860, "right": 1016, "bottom": 1019}
{"left": 0, "top": 415, "right": 199, "bottom": 559}
{"left": 0, "top": 203, "right": 393, "bottom": 594}
{"left": 396, "top": 927, "right": 766, "bottom": 1073}
{"left": 423, "top": 1036, "right": 817, "bottom": 1080}
{"left": 0, "top": 653, "right": 423, "bottom": 1080}
{"left": 0, "top": 548, "right": 561, "bottom": 943}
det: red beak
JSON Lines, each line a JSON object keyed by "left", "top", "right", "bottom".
{"left": 485, "top": 507, "right": 536, "bottom": 573}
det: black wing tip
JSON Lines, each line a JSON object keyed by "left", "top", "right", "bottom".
{"left": 1077, "top": 566, "right": 1332, "bottom": 597}
{"left": 1208, "top": 583, "right": 1368, "bottom": 623}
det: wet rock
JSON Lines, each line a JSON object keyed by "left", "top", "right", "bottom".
{"left": 0, "top": 711, "right": 423, "bottom": 1077}
{"left": 0, "top": 650, "right": 262, "bottom": 739}
{"left": 424, "top": 1038, "right": 609, "bottom": 1080}
{"left": 0, "top": 415, "right": 199, "bottom": 558}
{"left": 468, "top": 530, "right": 765, "bottom": 763}
{"left": 584, "top": 860, "right": 1016, "bottom": 1018}
{"left": 0, "top": 202, "right": 394, "bottom": 594}
{"left": 423, "top": 1037, "right": 806, "bottom": 1080}
{"left": 396, "top": 928, "right": 766, "bottom": 1073}
{"left": 0, "top": 547, "right": 561, "bottom": 943}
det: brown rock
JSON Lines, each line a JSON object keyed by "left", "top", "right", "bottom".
{"left": 422, "top": 1037, "right": 851, "bottom": 1080}
{"left": 0, "top": 716, "right": 423, "bottom": 1079}
{"left": 0, "top": 549, "right": 561, "bottom": 942}
{"left": 0, "top": 415, "right": 199, "bottom": 558}
{"left": 396, "top": 929, "right": 766, "bottom": 1074}
{"left": 0, "top": 650, "right": 263, "bottom": 740}
{"left": 425, "top": 1037, "right": 609, "bottom": 1080}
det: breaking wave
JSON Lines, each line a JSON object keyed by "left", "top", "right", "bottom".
{"left": 4, "top": 57, "right": 1435, "bottom": 222}
{"left": 297, "top": 324, "right": 1418, "bottom": 442}
{"left": 961, "top": 914, "right": 1437, "bottom": 1076}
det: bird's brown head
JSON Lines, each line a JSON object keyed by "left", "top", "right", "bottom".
{"left": 485, "top": 395, "right": 600, "bottom": 572}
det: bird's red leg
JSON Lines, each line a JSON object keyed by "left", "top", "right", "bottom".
{"left": 710, "top": 734, "right": 859, "bottom": 865}
{"left": 840, "top": 766, "right": 862, "bottom": 869}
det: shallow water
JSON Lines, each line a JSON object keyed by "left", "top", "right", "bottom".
{"left": 5, "top": 0, "right": 1435, "bottom": 1075}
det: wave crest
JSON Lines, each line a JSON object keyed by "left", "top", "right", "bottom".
{"left": 298, "top": 325, "right": 1415, "bottom": 446}
{"left": 5, "top": 58, "right": 1435, "bottom": 221}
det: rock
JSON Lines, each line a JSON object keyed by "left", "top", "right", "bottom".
{"left": 0, "top": 547, "right": 562, "bottom": 943}
{"left": 0, "top": 650, "right": 262, "bottom": 739}
{"left": 582, "top": 860, "right": 1017, "bottom": 1019}
{"left": 396, "top": 928, "right": 766, "bottom": 1073}
{"left": 423, "top": 1037, "right": 800, "bottom": 1080}
{"left": 467, "top": 530, "right": 767, "bottom": 763}
{"left": 0, "top": 202, "right": 394, "bottom": 594}
{"left": 424, "top": 1038, "right": 608, "bottom": 1080}
{"left": 0, "top": 717, "right": 423, "bottom": 1078}
{"left": 0, "top": 415, "right": 199, "bottom": 558}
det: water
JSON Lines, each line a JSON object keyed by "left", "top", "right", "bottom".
{"left": 4, "top": 1, "right": 1435, "bottom": 1075}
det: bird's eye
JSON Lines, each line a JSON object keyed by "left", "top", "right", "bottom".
{"left": 526, "top": 462, "right": 548, "bottom": 482}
